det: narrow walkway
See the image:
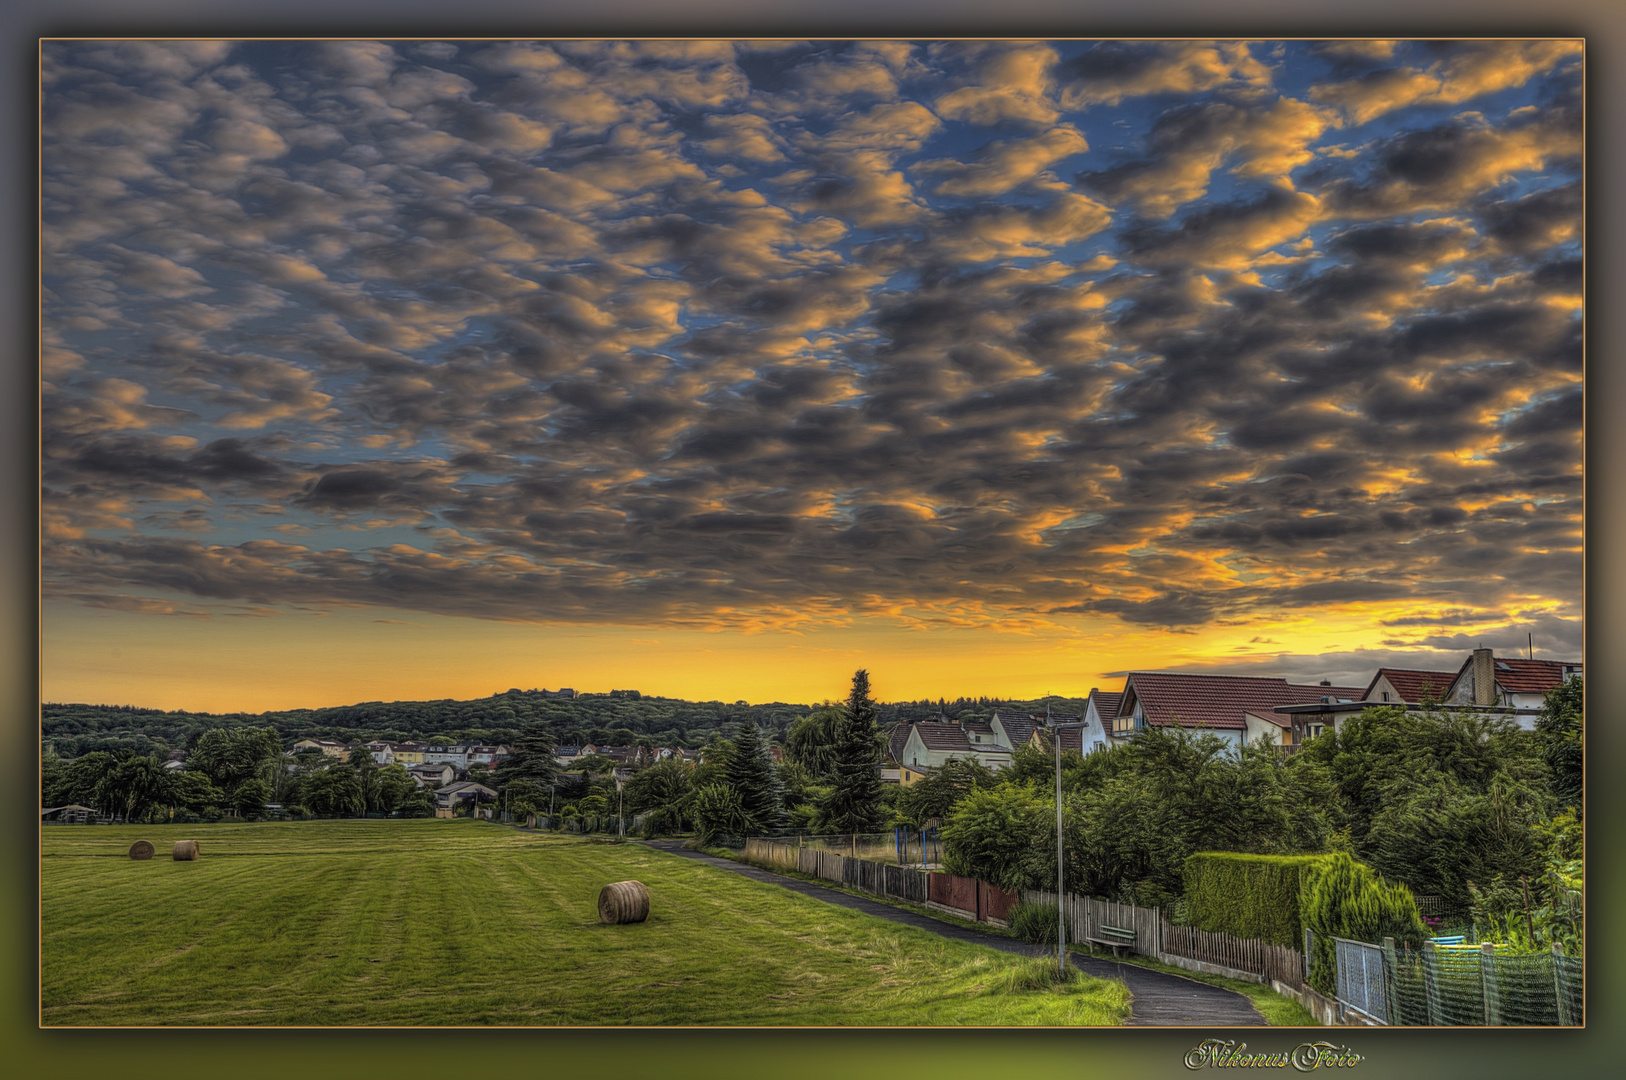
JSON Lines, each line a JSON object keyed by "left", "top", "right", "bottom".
{"left": 641, "top": 840, "right": 1266, "bottom": 1026}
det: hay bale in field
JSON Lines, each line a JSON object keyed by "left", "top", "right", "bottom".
{"left": 172, "top": 839, "right": 200, "bottom": 861}
{"left": 128, "top": 840, "right": 154, "bottom": 860}
{"left": 598, "top": 880, "right": 649, "bottom": 924}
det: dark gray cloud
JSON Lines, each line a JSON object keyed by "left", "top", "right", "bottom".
{"left": 40, "top": 40, "right": 1582, "bottom": 644}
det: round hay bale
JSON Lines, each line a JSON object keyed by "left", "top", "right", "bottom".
{"left": 128, "top": 840, "right": 154, "bottom": 860}
{"left": 597, "top": 880, "right": 649, "bottom": 924}
{"left": 172, "top": 839, "right": 200, "bottom": 861}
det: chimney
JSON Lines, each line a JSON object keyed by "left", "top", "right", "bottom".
{"left": 1319, "top": 679, "right": 1331, "bottom": 686}
{"left": 1472, "top": 648, "right": 1497, "bottom": 707}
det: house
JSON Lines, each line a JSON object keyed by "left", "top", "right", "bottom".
{"left": 1274, "top": 650, "right": 1583, "bottom": 738}
{"left": 41, "top": 804, "right": 98, "bottom": 824}
{"left": 434, "top": 781, "right": 496, "bottom": 815}
{"left": 554, "top": 745, "right": 583, "bottom": 766}
{"left": 291, "top": 738, "right": 349, "bottom": 758}
{"left": 987, "top": 710, "right": 1042, "bottom": 752}
{"left": 363, "top": 740, "right": 397, "bottom": 765}
{"left": 895, "top": 718, "right": 1013, "bottom": 772}
{"left": 1082, "top": 689, "right": 1122, "bottom": 754}
{"left": 1363, "top": 668, "right": 1456, "bottom": 706}
{"left": 407, "top": 761, "right": 457, "bottom": 788}
{"left": 1105, "top": 672, "right": 1362, "bottom": 751}
{"left": 1027, "top": 724, "right": 1088, "bottom": 755}
{"left": 422, "top": 744, "right": 469, "bottom": 768}
{"left": 392, "top": 741, "right": 429, "bottom": 765}
{"left": 1443, "top": 649, "right": 1581, "bottom": 730}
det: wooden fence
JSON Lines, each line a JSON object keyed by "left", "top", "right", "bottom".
{"left": 1020, "top": 887, "right": 1307, "bottom": 991}
{"left": 741, "top": 839, "right": 947, "bottom": 911}
{"left": 1162, "top": 922, "right": 1307, "bottom": 991}
{"left": 1022, "top": 889, "right": 1165, "bottom": 959}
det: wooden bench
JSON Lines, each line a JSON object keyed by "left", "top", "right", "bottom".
{"left": 1084, "top": 925, "right": 1137, "bottom": 959}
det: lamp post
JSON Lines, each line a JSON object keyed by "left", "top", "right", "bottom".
{"left": 1046, "top": 705, "right": 1093, "bottom": 979}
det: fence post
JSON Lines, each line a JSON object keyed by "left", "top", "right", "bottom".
{"left": 1552, "top": 943, "right": 1574, "bottom": 1026}
{"left": 1422, "top": 941, "right": 1440, "bottom": 1025}
{"left": 1382, "top": 938, "right": 1399, "bottom": 1025}
{"left": 1480, "top": 942, "right": 1502, "bottom": 1026}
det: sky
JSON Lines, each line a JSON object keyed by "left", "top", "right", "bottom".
{"left": 39, "top": 39, "right": 1583, "bottom": 712}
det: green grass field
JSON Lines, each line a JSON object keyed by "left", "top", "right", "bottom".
{"left": 41, "top": 819, "right": 1130, "bottom": 1026}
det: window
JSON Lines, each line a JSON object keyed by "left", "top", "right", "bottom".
{"left": 1381, "top": 691, "right": 1390, "bottom": 702}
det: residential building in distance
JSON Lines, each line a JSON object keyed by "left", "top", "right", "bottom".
{"left": 1443, "top": 649, "right": 1581, "bottom": 730}
{"left": 1363, "top": 668, "right": 1456, "bottom": 706}
{"left": 290, "top": 738, "right": 349, "bottom": 758}
{"left": 894, "top": 717, "right": 1013, "bottom": 773}
{"left": 1105, "top": 672, "right": 1361, "bottom": 751}
{"left": 406, "top": 761, "right": 457, "bottom": 788}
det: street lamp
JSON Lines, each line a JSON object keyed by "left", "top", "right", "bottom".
{"left": 1046, "top": 703, "right": 1093, "bottom": 979}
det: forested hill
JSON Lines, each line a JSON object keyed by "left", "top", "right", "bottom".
{"left": 41, "top": 690, "right": 1087, "bottom": 760}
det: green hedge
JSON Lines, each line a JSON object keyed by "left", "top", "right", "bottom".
{"left": 1183, "top": 852, "right": 1332, "bottom": 947}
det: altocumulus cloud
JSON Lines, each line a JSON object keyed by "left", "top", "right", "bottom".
{"left": 41, "top": 40, "right": 1581, "bottom": 648}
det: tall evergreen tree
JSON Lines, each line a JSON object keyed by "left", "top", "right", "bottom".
{"left": 494, "top": 721, "right": 558, "bottom": 791}
{"left": 725, "top": 721, "right": 784, "bottom": 835}
{"left": 820, "top": 669, "right": 885, "bottom": 835}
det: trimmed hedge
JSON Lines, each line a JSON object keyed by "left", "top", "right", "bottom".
{"left": 1183, "top": 852, "right": 1332, "bottom": 947}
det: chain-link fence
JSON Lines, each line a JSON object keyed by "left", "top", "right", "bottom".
{"left": 1335, "top": 937, "right": 1389, "bottom": 1023}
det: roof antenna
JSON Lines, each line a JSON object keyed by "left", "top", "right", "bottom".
{"left": 1529, "top": 632, "right": 1533, "bottom": 661}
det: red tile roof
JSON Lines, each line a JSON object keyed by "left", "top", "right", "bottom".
{"left": 1451, "top": 656, "right": 1582, "bottom": 695}
{"left": 1363, "top": 668, "right": 1456, "bottom": 703}
{"left": 1088, "top": 690, "right": 1123, "bottom": 721}
{"left": 1120, "top": 673, "right": 1361, "bottom": 731}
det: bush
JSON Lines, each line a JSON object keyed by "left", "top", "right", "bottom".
{"left": 1301, "top": 853, "right": 1427, "bottom": 993}
{"left": 1009, "top": 900, "right": 1060, "bottom": 947}
{"left": 1183, "top": 852, "right": 1332, "bottom": 947}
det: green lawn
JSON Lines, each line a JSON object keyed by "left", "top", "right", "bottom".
{"left": 41, "top": 820, "right": 1129, "bottom": 1026}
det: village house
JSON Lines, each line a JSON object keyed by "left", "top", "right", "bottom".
{"left": 1105, "top": 672, "right": 1363, "bottom": 751}
{"left": 1443, "top": 648, "right": 1581, "bottom": 730}
{"left": 290, "top": 738, "right": 349, "bottom": 758}
{"left": 433, "top": 781, "right": 496, "bottom": 816}
{"left": 406, "top": 761, "right": 458, "bottom": 788}
{"left": 894, "top": 717, "right": 1013, "bottom": 773}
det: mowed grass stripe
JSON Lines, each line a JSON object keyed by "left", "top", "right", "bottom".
{"left": 42, "top": 820, "right": 1129, "bottom": 1026}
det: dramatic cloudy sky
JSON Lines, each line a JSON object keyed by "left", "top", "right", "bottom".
{"left": 40, "top": 39, "right": 1583, "bottom": 710}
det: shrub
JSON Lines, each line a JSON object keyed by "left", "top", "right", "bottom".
{"left": 1301, "top": 853, "right": 1426, "bottom": 993}
{"left": 1009, "top": 900, "right": 1060, "bottom": 946}
{"left": 1183, "top": 852, "right": 1332, "bottom": 947}
{"left": 941, "top": 784, "right": 1053, "bottom": 891}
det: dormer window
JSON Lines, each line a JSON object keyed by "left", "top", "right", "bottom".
{"left": 1381, "top": 692, "right": 1390, "bottom": 702}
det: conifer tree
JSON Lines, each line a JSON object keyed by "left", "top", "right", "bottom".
{"left": 820, "top": 669, "right": 885, "bottom": 836}
{"left": 725, "top": 721, "right": 784, "bottom": 835}
{"left": 494, "top": 721, "right": 558, "bottom": 790}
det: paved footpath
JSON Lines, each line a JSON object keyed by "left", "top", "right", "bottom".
{"left": 641, "top": 840, "right": 1265, "bottom": 1026}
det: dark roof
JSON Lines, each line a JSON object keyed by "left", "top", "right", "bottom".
{"left": 913, "top": 725, "right": 974, "bottom": 752}
{"left": 961, "top": 721, "right": 995, "bottom": 736}
{"left": 1032, "top": 727, "right": 1086, "bottom": 752}
{"left": 1363, "top": 668, "right": 1456, "bottom": 702}
{"left": 990, "top": 711, "right": 1038, "bottom": 748}
{"left": 886, "top": 722, "right": 912, "bottom": 764}
{"left": 1122, "top": 672, "right": 1359, "bottom": 731}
